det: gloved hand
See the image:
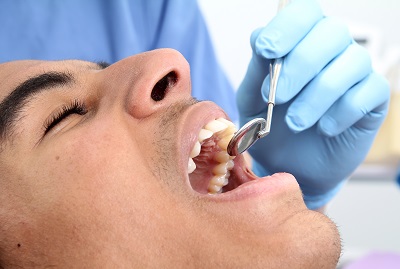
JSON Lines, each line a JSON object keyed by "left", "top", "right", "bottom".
{"left": 236, "top": 0, "right": 390, "bottom": 209}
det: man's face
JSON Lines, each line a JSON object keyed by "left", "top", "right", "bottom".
{"left": 0, "top": 49, "right": 340, "bottom": 268}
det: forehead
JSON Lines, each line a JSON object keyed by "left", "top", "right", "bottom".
{"left": 0, "top": 60, "right": 98, "bottom": 102}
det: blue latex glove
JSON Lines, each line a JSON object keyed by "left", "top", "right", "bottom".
{"left": 237, "top": 0, "right": 390, "bottom": 209}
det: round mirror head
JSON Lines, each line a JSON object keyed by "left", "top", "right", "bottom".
{"left": 227, "top": 118, "right": 266, "bottom": 156}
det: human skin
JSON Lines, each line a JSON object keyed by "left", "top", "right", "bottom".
{"left": 0, "top": 49, "right": 340, "bottom": 268}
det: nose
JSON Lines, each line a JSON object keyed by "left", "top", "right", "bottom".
{"left": 99, "top": 48, "right": 192, "bottom": 119}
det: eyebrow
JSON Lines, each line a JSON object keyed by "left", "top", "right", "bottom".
{"left": 0, "top": 61, "right": 110, "bottom": 143}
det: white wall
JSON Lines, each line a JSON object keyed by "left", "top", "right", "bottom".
{"left": 198, "top": 0, "right": 400, "bottom": 266}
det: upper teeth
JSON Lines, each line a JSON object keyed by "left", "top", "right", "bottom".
{"left": 188, "top": 118, "right": 237, "bottom": 194}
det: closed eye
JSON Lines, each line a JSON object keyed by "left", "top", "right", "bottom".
{"left": 44, "top": 99, "right": 87, "bottom": 135}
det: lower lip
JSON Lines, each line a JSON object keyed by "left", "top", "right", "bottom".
{"left": 205, "top": 172, "right": 297, "bottom": 202}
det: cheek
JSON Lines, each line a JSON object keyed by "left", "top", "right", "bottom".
{"left": 24, "top": 129, "right": 174, "bottom": 228}
{"left": 29, "top": 128, "right": 160, "bottom": 210}
{"left": 49, "top": 132, "right": 146, "bottom": 187}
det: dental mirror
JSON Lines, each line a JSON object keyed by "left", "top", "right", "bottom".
{"left": 227, "top": 118, "right": 266, "bottom": 156}
{"left": 226, "top": 0, "right": 290, "bottom": 157}
{"left": 227, "top": 57, "right": 282, "bottom": 156}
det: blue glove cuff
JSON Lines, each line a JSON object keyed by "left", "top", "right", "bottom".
{"left": 303, "top": 180, "right": 347, "bottom": 210}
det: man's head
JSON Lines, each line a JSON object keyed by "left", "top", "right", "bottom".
{"left": 0, "top": 49, "right": 340, "bottom": 268}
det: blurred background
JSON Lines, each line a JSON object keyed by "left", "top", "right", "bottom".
{"left": 198, "top": 0, "right": 400, "bottom": 267}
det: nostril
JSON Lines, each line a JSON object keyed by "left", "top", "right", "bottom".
{"left": 151, "top": 71, "right": 178, "bottom": 101}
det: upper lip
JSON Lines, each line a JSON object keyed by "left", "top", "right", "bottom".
{"left": 176, "top": 100, "right": 229, "bottom": 167}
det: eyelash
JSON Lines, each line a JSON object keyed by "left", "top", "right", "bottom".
{"left": 44, "top": 100, "right": 87, "bottom": 134}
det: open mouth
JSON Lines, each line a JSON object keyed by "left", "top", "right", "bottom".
{"left": 188, "top": 118, "right": 252, "bottom": 194}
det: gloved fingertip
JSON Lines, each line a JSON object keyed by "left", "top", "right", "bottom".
{"left": 250, "top": 27, "right": 265, "bottom": 52}
{"left": 265, "top": 75, "right": 291, "bottom": 105}
{"left": 318, "top": 117, "right": 339, "bottom": 137}
{"left": 274, "top": 95, "right": 286, "bottom": 105}
{"left": 255, "top": 42, "right": 274, "bottom": 59}
{"left": 254, "top": 31, "right": 281, "bottom": 59}
{"left": 274, "top": 83, "right": 291, "bottom": 105}
{"left": 261, "top": 75, "right": 286, "bottom": 103}
{"left": 285, "top": 114, "right": 305, "bottom": 133}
